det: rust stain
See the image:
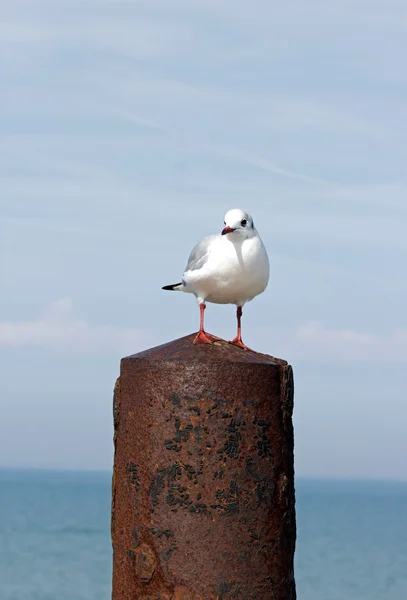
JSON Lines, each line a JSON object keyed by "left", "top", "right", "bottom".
{"left": 172, "top": 586, "right": 203, "bottom": 600}
{"left": 134, "top": 543, "right": 157, "bottom": 583}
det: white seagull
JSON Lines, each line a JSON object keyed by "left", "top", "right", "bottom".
{"left": 162, "top": 208, "right": 269, "bottom": 350}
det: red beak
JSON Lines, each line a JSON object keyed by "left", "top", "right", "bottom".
{"left": 221, "top": 226, "right": 235, "bottom": 235}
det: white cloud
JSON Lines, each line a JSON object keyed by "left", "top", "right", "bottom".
{"left": 0, "top": 298, "right": 149, "bottom": 353}
{"left": 276, "top": 321, "right": 407, "bottom": 362}
{"left": 297, "top": 321, "right": 376, "bottom": 345}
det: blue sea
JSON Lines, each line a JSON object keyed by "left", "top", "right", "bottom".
{"left": 0, "top": 470, "right": 406, "bottom": 600}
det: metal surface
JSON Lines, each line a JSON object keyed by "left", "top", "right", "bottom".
{"left": 112, "top": 333, "right": 296, "bottom": 599}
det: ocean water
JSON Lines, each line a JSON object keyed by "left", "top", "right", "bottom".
{"left": 0, "top": 470, "right": 406, "bottom": 600}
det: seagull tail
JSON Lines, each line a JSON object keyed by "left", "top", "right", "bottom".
{"left": 162, "top": 282, "right": 183, "bottom": 291}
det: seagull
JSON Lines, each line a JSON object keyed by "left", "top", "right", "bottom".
{"left": 162, "top": 208, "right": 269, "bottom": 350}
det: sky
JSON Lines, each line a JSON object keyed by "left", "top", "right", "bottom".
{"left": 1, "top": 0, "right": 406, "bottom": 479}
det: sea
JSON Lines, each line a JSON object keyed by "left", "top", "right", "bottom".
{"left": 0, "top": 469, "right": 406, "bottom": 600}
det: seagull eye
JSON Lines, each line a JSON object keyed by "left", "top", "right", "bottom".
{"left": 241, "top": 219, "right": 247, "bottom": 226}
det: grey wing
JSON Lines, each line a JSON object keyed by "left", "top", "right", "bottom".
{"left": 184, "top": 235, "right": 216, "bottom": 273}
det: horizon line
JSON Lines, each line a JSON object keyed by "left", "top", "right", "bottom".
{"left": 0, "top": 466, "right": 406, "bottom": 485}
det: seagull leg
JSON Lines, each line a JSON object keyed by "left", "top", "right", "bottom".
{"left": 193, "top": 303, "right": 215, "bottom": 344}
{"left": 229, "top": 306, "right": 252, "bottom": 350}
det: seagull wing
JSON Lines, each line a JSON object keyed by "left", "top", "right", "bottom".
{"left": 184, "top": 235, "right": 217, "bottom": 273}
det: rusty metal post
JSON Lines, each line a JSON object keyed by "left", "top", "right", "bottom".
{"left": 112, "top": 333, "right": 296, "bottom": 600}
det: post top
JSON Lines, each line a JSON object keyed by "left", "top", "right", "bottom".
{"left": 123, "top": 333, "right": 286, "bottom": 366}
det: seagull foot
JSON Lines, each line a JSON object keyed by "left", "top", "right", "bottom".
{"left": 205, "top": 333, "right": 222, "bottom": 342}
{"left": 229, "top": 338, "right": 253, "bottom": 351}
{"left": 193, "top": 330, "right": 216, "bottom": 345}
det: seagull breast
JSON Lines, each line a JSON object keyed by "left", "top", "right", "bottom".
{"left": 185, "top": 234, "right": 269, "bottom": 306}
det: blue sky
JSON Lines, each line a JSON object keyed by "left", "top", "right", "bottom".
{"left": 1, "top": 0, "right": 406, "bottom": 478}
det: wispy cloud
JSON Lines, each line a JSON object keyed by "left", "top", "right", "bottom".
{"left": 261, "top": 98, "right": 390, "bottom": 138}
{"left": 218, "top": 148, "right": 335, "bottom": 185}
{"left": 0, "top": 298, "right": 149, "bottom": 353}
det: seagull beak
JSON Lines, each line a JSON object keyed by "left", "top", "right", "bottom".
{"left": 221, "top": 226, "right": 235, "bottom": 235}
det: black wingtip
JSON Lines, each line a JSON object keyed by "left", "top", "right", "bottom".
{"left": 162, "top": 282, "right": 182, "bottom": 291}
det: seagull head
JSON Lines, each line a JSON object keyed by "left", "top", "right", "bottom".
{"left": 221, "top": 208, "right": 256, "bottom": 238}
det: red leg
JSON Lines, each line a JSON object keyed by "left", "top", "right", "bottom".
{"left": 229, "top": 306, "right": 253, "bottom": 351}
{"left": 193, "top": 304, "right": 215, "bottom": 344}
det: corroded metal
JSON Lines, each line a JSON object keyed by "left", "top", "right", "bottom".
{"left": 112, "top": 333, "right": 296, "bottom": 600}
